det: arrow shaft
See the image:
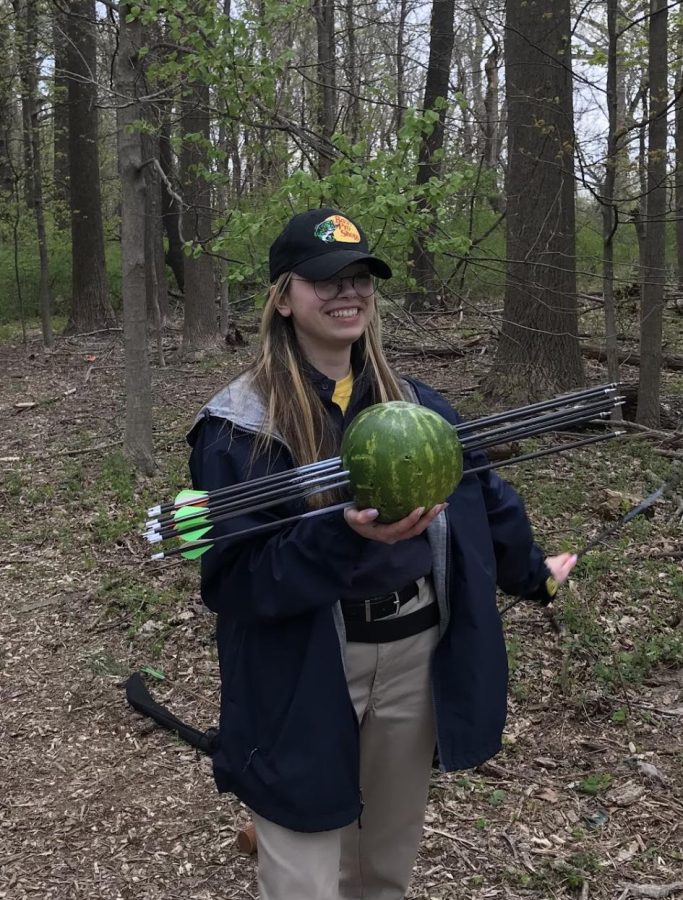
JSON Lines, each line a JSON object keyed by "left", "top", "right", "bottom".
{"left": 465, "top": 397, "right": 620, "bottom": 452}
{"left": 149, "top": 467, "right": 349, "bottom": 534}
{"left": 153, "top": 474, "right": 350, "bottom": 543}
{"left": 464, "top": 431, "right": 621, "bottom": 479}
{"left": 457, "top": 385, "right": 620, "bottom": 435}
{"left": 148, "top": 457, "right": 343, "bottom": 522}
{"left": 500, "top": 482, "right": 669, "bottom": 615}
{"left": 150, "top": 501, "right": 355, "bottom": 561}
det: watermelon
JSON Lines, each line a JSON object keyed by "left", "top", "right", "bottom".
{"left": 340, "top": 401, "right": 463, "bottom": 523}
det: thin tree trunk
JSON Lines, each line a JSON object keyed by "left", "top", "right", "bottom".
{"left": 395, "top": 0, "right": 407, "bottom": 137}
{"left": 675, "top": 24, "right": 683, "bottom": 293}
{"left": 406, "top": 0, "right": 456, "bottom": 311}
{"left": 637, "top": 0, "right": 668, "bottom": 426}
{"left": 14, "top": 0, "right": 53, "bottom": 347}
{"left": 602, "top": 0, "right": 622, "bottom": 402}
{"left": 483, "top": 43, "right": 499, "bottom": 169}
{"left": 159, "top": 117, "right": 184, "bottom": 292}
{"left": 483, "top": 40, "right": 504, "bottom": 214}
{"left": 313, "top": 0, "right": 336, "bottom": 176}
{"left": 0, "top": 10, "right": 14, "bottom": 194}
{"left": 18, "top": 11, "right": 33, "bottom": 211}
{"left": 140, "top": 19, "right": 168, "bottom": 330}
{"left": 470, "top": 14, "right": 485, "bottom": 137}
{"left": 345, "top": 0, "right": 359, "bottom": 143}
{"left": 117, "top": 3, "right": 154, "bottom": 474}
{"left": 632, "top": 83, "right": 648, "bottom": 297}
{"left": 143, "top": 132, "right": 168, "bottom": 357}
{"left": 216, "top": 114, "right": 231, "bottom": 338}
{"left": 231, "top": 126, "right": 242, "bottom": 198}
{"left": 459, "top": 62, "right": 473, "bottom": 157}
{"left": 180, "top": 79, "right": 219, "bottom": 357}
{"left": 67, "top": 0, "right": 116, "bottom": 333}
{"left": 52, "top": 5, "right": 70, "bottom": 222}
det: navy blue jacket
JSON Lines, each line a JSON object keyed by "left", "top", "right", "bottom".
{"left": 188, "top": 372, "right": 547, "bottom": 832}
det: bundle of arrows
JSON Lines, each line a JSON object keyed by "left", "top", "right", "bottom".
{"left": 143, "top": 384, "right": 625, "bottom": 562}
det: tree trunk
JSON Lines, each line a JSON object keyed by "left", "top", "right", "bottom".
{"left": 483, "top": 40, "right": 504, "bottom": 214}
{"left": 602, "top": 0, "right": 622, "bottom": 402}
{"left": 483, "top": 43, "right": 500, "bottom": 169}
{"left": 143, "top": 132, "right": 168, "bottom": 342}
{"left": 394, "top": 0, "right": 408, "bottom": 137}
{"left": 180, "top": 80, "right": 219, "bottom": 357}
{"left": 230, "top": 126, "right": 242, "bottom": 198}
{"left": 14, "top": 0, "right": 53, "bottom": 347}
{"left": 18, "top": 11, "right": 33, "bottom": 211}
{"left": 470, "top": 13, "right": 485, "bottom": 138}
{"left": 485, "top": 0, "right": 583, "bottom": 401}
{"left": 0, "top": 11, "right": 14, "bottom": 195}
{"left": 313, "top": 0, "right": 336, "bottom": 176}
{"left": 67, "top": 0, "right": 116, "bottom": 333}
{"left": 116, "top": 3, "right": 154, "bottom": 474}
{"left": 216, "top": 116, "right": 231, "bottom": 338}
{"left": 675, "top": 25, "right": 683, "bottom": 294}
{"left": 344, "top": 0, "right": 360, "bottom": 143}
{"left": 405, "top": 0, "right": 456, "bottom": 311}
{"left": 159, "top": 118, "right": 184, "bottom": 292}
{"left": 52, "top": 5, "right": 70, "bottom": 222}
{"left": 637, "top": 0, "right": 668, "bottom": 427}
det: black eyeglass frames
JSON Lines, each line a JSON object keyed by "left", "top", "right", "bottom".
{"left": 290, "top": 273, "right": 376, "bottom": 301}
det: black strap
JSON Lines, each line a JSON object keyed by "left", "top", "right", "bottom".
{"left": 125, "top": 673, "right": 219, "bottom": 755}
{"left": 344, "top": 602, "right": 439, "bottom": 643}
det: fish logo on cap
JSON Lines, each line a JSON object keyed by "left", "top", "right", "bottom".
{"left": 314, "top": 215, "right": 361, "bottom": 244}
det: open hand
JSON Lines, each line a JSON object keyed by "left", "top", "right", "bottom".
{"left": 545, "top": 552, "right": 578, "bottom": 585}
{"left": 344, "top": 503, "right": 448, "bottom": 544}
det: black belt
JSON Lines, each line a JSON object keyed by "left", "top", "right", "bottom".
{"left": 344, "top": 602, "right": 439, "bottom": 643}
{"left": 341, "top": 582, "right": 419, "bottom": 623}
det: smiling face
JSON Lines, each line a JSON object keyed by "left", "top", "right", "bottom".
{"left": 275, "top": 263, "right": 375, "bottom": 369}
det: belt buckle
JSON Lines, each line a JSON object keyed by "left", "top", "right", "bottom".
{"left": 393, "top": 591, "right": 401, "bottom": 616}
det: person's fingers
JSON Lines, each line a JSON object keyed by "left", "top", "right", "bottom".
{"left": 344, "top": 502, "right": 448, "bottom": 543}
{"left": 545, "top": 552, "right": 578, "bottom": 584}
{"left": 378, "top": 506, "right": 427, "bottom": 537}
{"left": 344, "top": 507, "right": 379, "bottom": 527}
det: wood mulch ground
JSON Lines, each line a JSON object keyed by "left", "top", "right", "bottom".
{"left": 1, "top": 316, "right": 681, "bottom": 899}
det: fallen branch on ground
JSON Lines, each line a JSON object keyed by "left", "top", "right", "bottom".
{"left": 581, "top": 344, "right": 683, "bottom": 371}
{"left": 617, "top": 883, "right": 683, "bottom": 900}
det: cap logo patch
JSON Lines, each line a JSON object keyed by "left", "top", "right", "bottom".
{"left": 314, "top": 215, "right": 361, "bottom": 244}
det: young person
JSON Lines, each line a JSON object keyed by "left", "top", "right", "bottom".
{"left": 188, "top": 208, "right": 576, "bottom": 900}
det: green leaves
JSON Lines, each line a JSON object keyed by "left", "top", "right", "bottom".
{"left": 205, "top": 108, "right": 477, "bottom": 291}
{"left": 576, "top": 773, "right": 613, "bottom": 795}
{"left": 127, "top": 2, "right": 479, "bottom": 298}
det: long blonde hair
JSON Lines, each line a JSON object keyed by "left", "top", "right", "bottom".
{"left": 248, "top": 273, "right": 405, "bottom": 505}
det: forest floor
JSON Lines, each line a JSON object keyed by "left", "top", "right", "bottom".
{"left": 1, "top": 305, "right": 682, "bottom": 900}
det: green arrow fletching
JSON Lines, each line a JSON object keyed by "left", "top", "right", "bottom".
{"left": 172, "top": 504, "right": 212, "bottom": 542}
{"left": 180, "top": 543, "right": 213, "bottom": 560}
{"left": 175, "top": 488, "right": 208, "bottom": 506}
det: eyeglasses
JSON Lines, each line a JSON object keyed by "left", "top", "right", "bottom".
{"left": 291, "top": 273, "right": 375, "bottom": 301}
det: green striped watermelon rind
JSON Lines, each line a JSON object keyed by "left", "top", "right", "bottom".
{"left": 340, "top": 401, "right": 463, "bottom": 523}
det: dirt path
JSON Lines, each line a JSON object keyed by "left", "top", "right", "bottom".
{"left": 1, "top": 329, "right": 681, "bottom": 899}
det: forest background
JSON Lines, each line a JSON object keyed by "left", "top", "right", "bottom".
{"left": 1, "top": 1, "right": 682, "bottom": 899}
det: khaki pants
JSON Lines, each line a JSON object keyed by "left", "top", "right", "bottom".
{"left": 253, "top": 580, "right": 439, "bottom": 900}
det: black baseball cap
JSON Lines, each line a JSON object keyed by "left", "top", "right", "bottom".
{"left": 269, "top": 208, "right": 392, "bottom": 283}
